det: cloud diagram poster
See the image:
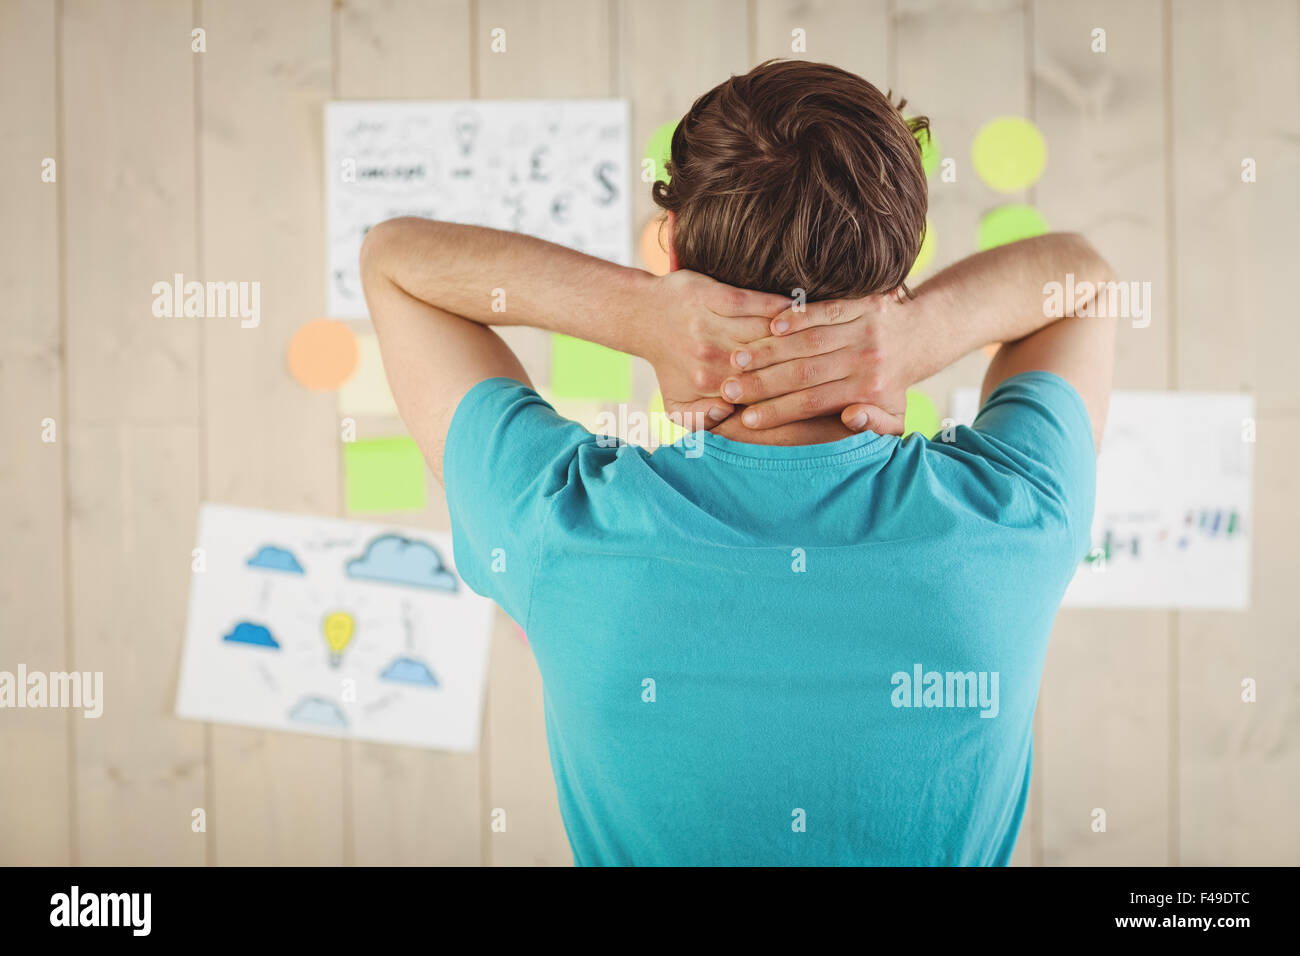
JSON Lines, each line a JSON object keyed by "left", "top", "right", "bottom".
{"left": 176, "top": 504, "right": 495, "bottom": 751}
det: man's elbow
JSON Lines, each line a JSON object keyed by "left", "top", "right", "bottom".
{"left": 359, "top": 217, "right": 408, "bottom": 281}
{"left": 1056, "top": 231, "right": 1116, "bottom": 286}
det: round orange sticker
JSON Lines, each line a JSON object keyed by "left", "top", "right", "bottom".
{"left": 287, "top": 319, "right": 359, "bottom": 391}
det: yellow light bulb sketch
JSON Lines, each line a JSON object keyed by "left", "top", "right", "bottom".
{"left": 323, "top": 611, "right": 355, "bottom": 667}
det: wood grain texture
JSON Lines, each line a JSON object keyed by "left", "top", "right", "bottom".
{"left": 61, "top": 0, "right": 207, "bottom": 866}
{"left": 1170, "top": 0, "right": 1300, "bottom": 866}
{"left": 198, "top": 0, "right": 345, "bottom": 865}
{"left": 0, "top": 0, "right": 70, "bottom": 866}
{"left": 1032, "top": 0, "right": 1172, "bottom": 866}
{"left": 1178, "top": 414, "right": 1300, "bottom": 865}
{"left": 67, "top": 424, "right": 207, "bottom": 865}
{"left": 336, "top": 0, "right": 472, "bottom": 100}
{"left": 752, "top": 0, "right": 888, "bottom": 79}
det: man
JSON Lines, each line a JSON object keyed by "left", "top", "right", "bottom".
{"left": 360, "top": 59, "right": 1116, "bottom": 865}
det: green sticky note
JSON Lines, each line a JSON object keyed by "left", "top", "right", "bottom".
{"left": 550, "top": 334, "right": 632, "bottom": 402}
{"left": 344, "top": 437, "right": 427, "bottom": 513}
{"left": 971, "top": 116, "right": 1047, "bottom": 193}
{"left": 904, "top": 389, "right": 942, "bottom": 439}
{"left": 978, "top": 204, "right": 1048, "bottom": 251}
{"left": 645, "top": 119, "right": 678, "bottom": 185}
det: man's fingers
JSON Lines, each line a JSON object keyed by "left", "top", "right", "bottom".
{"left": 841, "top": 403, "right": 905, "bottom": 437}
{"left": 735, "top": 382, "right": 863, "bottom": 430}
{"left": 732, "top": 324, "right": 858, "bottom": 372}
{"left": 711, "top": 285, "right": 793, "bottom": 318}
{"left": 717, "top": 315, "right": 779, "bottom": 345}
{"left": 663, "top": 397, "right": 733, "bottom": 432}
{"left": 769, "top": 297, "right": 862, "bottom": 336}
{"left": 721, "top": 349, "right": 854, "bottom": 404}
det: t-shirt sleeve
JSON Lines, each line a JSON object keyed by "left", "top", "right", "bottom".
{"left": 443, "top": 377, "right": 595, "bottom": 628}
{"left": 956, "top": 370, "right": 1098, "bottom": 557}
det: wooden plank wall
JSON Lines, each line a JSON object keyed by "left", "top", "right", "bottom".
{"left": 61, "top": 0, "right": 206, "bottom": 865}
{"left": 1031, "top": 0, "right": 1172, "bottom": 867}
{"left": 0, "top": 0, "right": 69, "bottom": 865}
{"left": 1169, "top": 0, "right": 1300, "bottom": 865}
{"left": 1, "top": 0, "right": 1295, "bottom": 866}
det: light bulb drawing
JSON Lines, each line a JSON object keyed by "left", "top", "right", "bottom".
{"left": 452, "top": 109, "right": 480, "bottom": 156}
{"left": 322, "top": 610, "right": 356, "bottom": 667}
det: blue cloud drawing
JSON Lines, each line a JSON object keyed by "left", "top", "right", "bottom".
{"left": 380, "top": 656, "right": 439, "bottom": 687}
{"left": 222, "top": 621, "right": 280, "bottom": 649}
{"left": 288, "top": 696, "right": 347, "bottom": 729}
{"left": 246, "top": 545, "right": 304, "bottom": 574}
{"left": 345, "top": 534, "right": 458, "bottom": 591}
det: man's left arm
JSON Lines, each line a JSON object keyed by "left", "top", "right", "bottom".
{"left": 359, "top": 217, "right": 788, "bottom": 482}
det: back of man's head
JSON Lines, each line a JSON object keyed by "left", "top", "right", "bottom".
{"left": 653, "top": 60, "right": 929, "bottom": 301}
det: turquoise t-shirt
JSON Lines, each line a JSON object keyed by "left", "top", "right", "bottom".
{"left": 444, "top": 370, "right": 1095, "bottom": 866}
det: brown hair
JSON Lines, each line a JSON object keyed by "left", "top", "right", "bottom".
{"left": 652, "top": 60, "right": 929, "bottom": 301}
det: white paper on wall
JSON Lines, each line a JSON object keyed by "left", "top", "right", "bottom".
{"left": 325, "top": 99, "right": 632, "bottom": 318}
{"left": 176, "top": 503, "right": 495, "bottom": 751}
{"left": 951, "top": 388, "right": 1254, "bottom": 609}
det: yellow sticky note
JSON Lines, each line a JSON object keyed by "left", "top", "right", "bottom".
{"left": 971, "top": 116, "right": 1047, "bottom": 193}
{"left": 344, "top": 437, "right": 426, "bottom": 513}
{"left": 550, "top": 334, "right": 632, "bottom": 402}
{"left": 339, "top": 332, "right": 398, "bottom": 417}
{"left": 908, "top": 219, "right": 936, "bottom": 281}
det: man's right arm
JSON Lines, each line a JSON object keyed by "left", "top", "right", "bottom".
{"left": 976, "top": 240, "right": 1117, "bottom": 449}
{"left": 724, "top": 232, "right": 1117, "bottom": 449}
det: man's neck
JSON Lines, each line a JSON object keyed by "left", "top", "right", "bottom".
{"left": 708, "top": 409, "right": 856, "bottom": 446}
